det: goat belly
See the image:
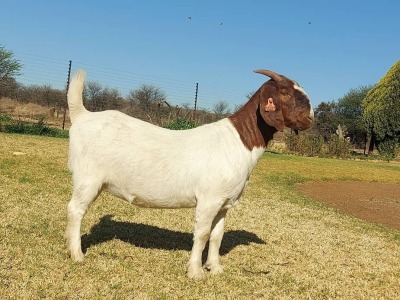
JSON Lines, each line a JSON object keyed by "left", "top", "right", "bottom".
{"left": 106, "top": 183, "right": 197, "bottom": 209}
{"left": 130, "top": 195, "right": 197, "bottom": 209}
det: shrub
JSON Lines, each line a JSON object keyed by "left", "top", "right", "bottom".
{"left": 0, "top": 114, "right": 12, "bottom": 122}
{"left": 163, "top": 119, "right": 198, "bottom": 130}
{"left": 3, "top": 117, "right": 69, "bottom": 138}
{"left": 0, "top": 114, "right": 12, "bottom": 131}
{"left": 285, "top": 132, "right": 298, "bottom": 152}
{"left": 376, "top": 138, "right": 399, "bottom": 160}
{"left": 327, "top": 134, "right": 350, "bottom": 158}
{"left": 300, "top": 133, "right": 324, "bottom": 156}
{"left": 285, "top": 132, "right": 323, "bottom": 156}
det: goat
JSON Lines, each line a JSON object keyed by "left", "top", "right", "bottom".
{"left": 65, "top": 69, "right": 314, "bottom": 279}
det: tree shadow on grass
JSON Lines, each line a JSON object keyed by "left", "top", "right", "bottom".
{"left": 81, "top": 215, "right": 265, "bottom": 256}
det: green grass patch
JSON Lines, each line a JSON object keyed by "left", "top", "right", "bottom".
{"left": 1, "top": 116, "right": 69, "bottom": 138}
{"left": 0, "top": 114, "right": 12, "bottom": 122}
{"left": 1, "top": 133, "right": 400, "bottom": 299}
{"left": 260, "top": 152, "right": 400, "bottom": 184}
{"left": 163, "top": 119, "right": 198, "bottom": 130}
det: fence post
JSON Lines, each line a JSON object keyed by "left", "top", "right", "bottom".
{"left": 62, "top": 60, "right": 72, "bottom": 130}
{"left": 193, "top": 82, "right": 198, "bottom": 119}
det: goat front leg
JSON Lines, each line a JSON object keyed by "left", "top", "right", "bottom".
{"left": 187, "top": 202, "right": 221, "bottom": 280}
{"left": 205, "top": 209, "right": 227, "bottom": 275}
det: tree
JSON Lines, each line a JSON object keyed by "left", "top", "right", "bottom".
{"left": 128, "top": 84, "right": 167, "bottom": 123}
{"left": 107, "top": 88, "right": 122, "bottom": 110}
{"left": 0, "top": 45, "right": 22, "bottom": 98}
{"left": 232, "top": 90, "right": 255, "bottom": 113}
{"left": 246, "top": 90, "right": 256, "bottom": 100}
{"left": 84, "top": 81, "right": 122, "bottom": 112}
{"left": 0, "top": 45, "right": 22, "bottom": 79}
{"left": 128, "top": 84, "right": 166, "bottom": 111}
{"left": 85, "top": 81, "right": 104, "bottom": 111}
{"left": 313, "top": 101, "right": 338, "bottom": 141}
{"left": 335, "top": 85, "right": 372, "bottom": 150}
{"left": 362, "top": 60, "right": 400, "bottom": 157}
{"left": 212, "top": 100, "right": 231, "bottom": 118}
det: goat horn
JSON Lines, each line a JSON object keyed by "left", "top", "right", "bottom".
{"left": 253, "top": 69, "right": 283, "bottom": 82}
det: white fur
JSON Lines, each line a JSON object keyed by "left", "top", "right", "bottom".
{"left": 293, "top": 84, "right": 314, "bottom": 119}
{"left": 293, "top": 84, "right": 309, "bottom": 97}
{"left": 65, "top": 70, "right": 266, "bottom": 279}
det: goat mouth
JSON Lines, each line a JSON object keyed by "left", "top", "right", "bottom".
{"left": 296, "top": 117, "right": 313, "bottom": 130}
{"left": 292, "top": 122, "right": 311, "bottom": 132}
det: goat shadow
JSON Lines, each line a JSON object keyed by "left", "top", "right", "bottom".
{"left": 81, "top": 214, "right": 265, "bottom": 256}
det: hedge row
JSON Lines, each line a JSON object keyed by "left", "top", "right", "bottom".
{"left": 0, "top": 115, "right": 69, "bottom": 138}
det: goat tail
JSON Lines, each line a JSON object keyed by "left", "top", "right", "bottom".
{"left": 67, "top": 70, "right": 87, "bottom": 123}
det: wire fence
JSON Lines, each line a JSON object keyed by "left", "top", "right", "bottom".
{"left": 12, "top": 51, "right": 247, "bottom": 112}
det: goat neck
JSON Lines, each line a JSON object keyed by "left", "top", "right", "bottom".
{"left": 228, "top": 86, "right": 277, "bottom": 151}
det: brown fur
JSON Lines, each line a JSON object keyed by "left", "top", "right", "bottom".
{"left": 229, "top": 86, "right": 277, "bottom": 150}
{"left": 229, "top": 72, "right": 313, "bottom": 150}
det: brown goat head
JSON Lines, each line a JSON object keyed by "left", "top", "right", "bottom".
{"left": 254, "top": 69, "right": 314, "bottom": 132}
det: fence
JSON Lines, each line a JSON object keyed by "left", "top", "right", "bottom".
{"left": 2, "top": 52, "right": 247, "bottom": 115}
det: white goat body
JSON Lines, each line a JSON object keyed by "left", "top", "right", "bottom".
{"left": 65, "top": 69, "right": 313, "bottom": 279}
{"left": 68, "top": 109, "right": 262, "bottom": 209}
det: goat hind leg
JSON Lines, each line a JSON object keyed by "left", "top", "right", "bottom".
{"left": 65, "top": 182, "right": 101, "bottom": 262}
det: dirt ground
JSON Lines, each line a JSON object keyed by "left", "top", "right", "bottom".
{"left": 295, "top": 181, "right": 400, "bottom": 231}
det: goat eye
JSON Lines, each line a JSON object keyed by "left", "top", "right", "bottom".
{"left": 281, "top": 89, "right": 289, "bottom": 96}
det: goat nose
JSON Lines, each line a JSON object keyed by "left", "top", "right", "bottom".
{"left": 309, "top": 105, "right": 314, "bottom": 120}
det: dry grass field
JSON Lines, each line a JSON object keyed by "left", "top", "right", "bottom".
{"left": 1, "top": 132, "right": 400, "bottom": 299}
{"left": 0, "top": 98, "right": 71, "bottom": 129}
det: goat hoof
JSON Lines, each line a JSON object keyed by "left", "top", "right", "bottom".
{"left": 68, "top": 250, "right": 85, "bottom": 262}
{"left": 205, "top": 262, "right": 224, "bottom": 275}
{"left": 187, "top": 266, "right": 206, "bottom": 280}
{"left": 72, "top": 255, "right": 85, "bottom": 262}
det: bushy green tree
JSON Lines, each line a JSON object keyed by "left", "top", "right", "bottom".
{"left": 313, "top": 101, "right": 338, "bottom": 141}
{"left": 0, "top": 45, "right": 22, "bottom": 79}
{"left": 362, "top": 60, "right": 400, "bottom": 158}
{"left": 335, "top": 85, "right": 372, "bottom": 148}
{"left": 0, "top": 45, "right": 22, "bottom": 97}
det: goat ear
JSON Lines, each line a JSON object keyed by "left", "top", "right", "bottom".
{"left": 259, "top": 95, "right": 285, "bottom": 131}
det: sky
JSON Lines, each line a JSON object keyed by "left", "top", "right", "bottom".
{"left": 1, "top": 0, "right": 399, "bottom": 110}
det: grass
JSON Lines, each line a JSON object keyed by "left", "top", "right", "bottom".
{"left": 1, "top": 116, "right": 69, "bottom": 138}
{"left": 1, "top": 132, "right": 400, "bottom": 299}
